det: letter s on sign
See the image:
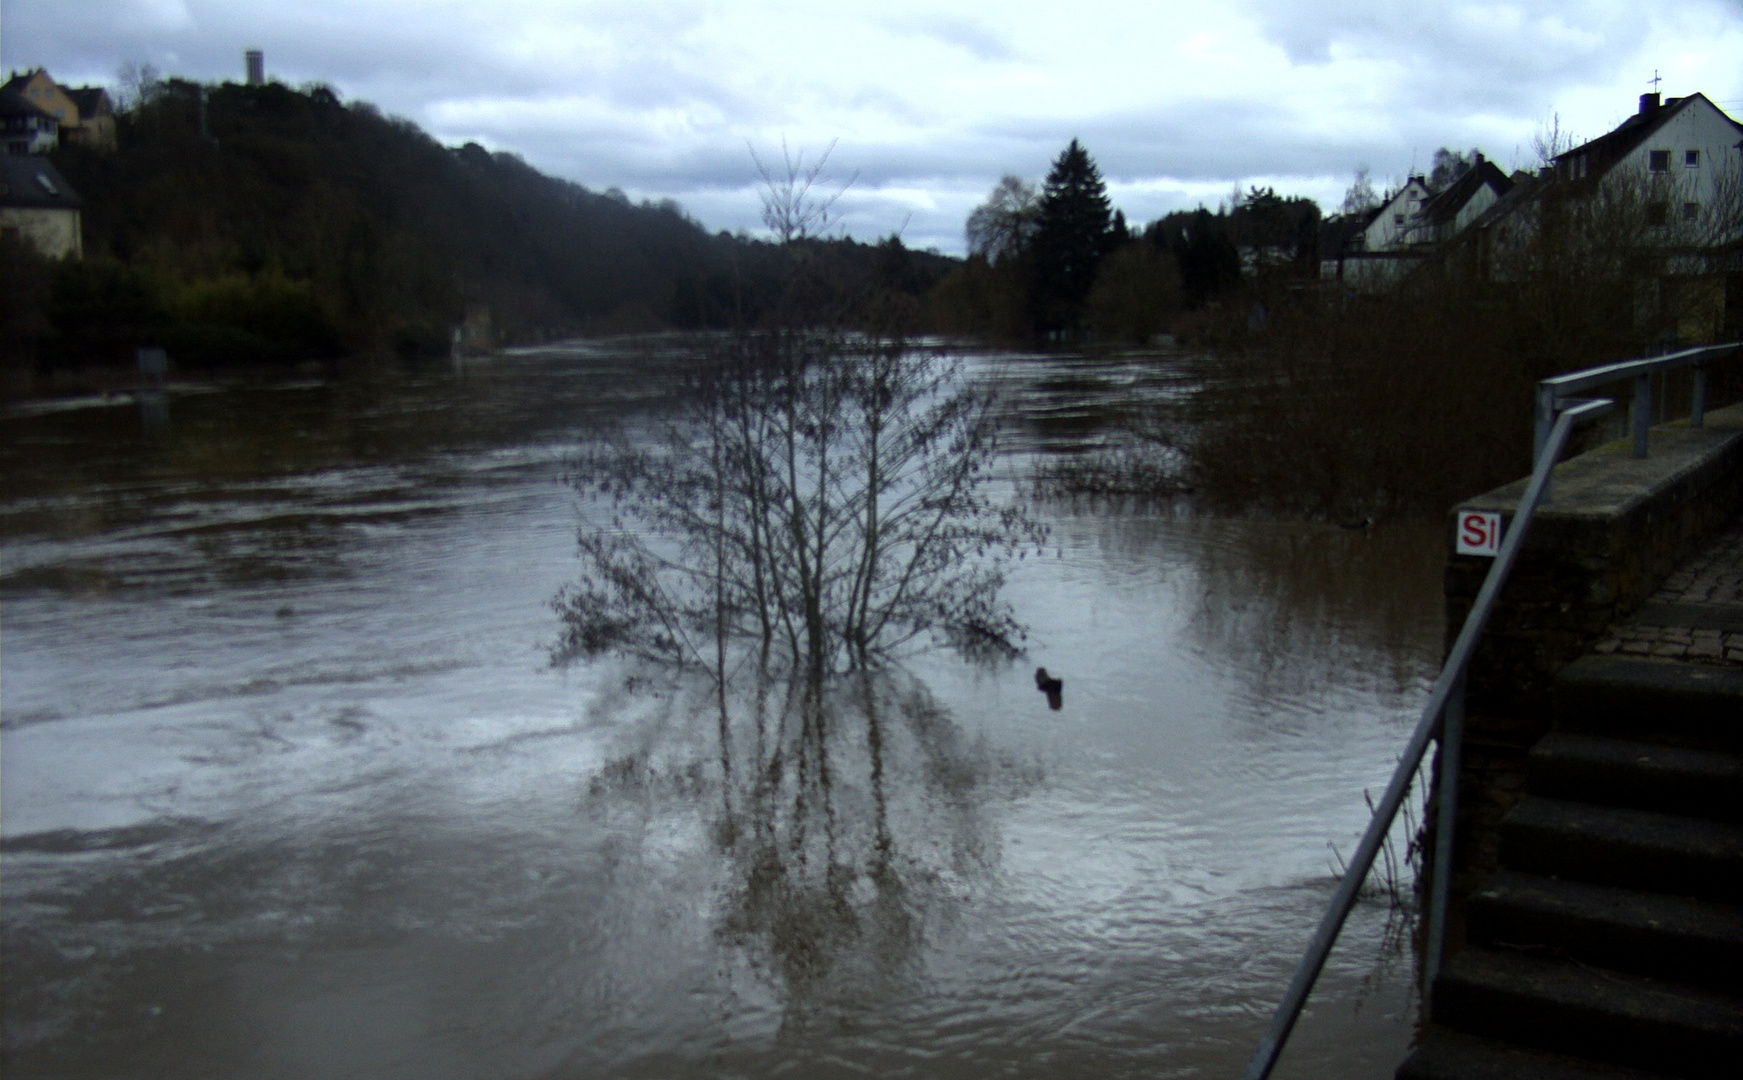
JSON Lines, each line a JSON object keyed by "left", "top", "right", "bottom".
{"left": 1455, "top": 511, "right": 1503, "bottom": 557}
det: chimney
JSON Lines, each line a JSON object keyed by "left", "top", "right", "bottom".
{"left": 1639, "top": 92, "right": 1660, "bottom": 114}
{"left": 245, "top": 49, "right": 265, "bottom": 86}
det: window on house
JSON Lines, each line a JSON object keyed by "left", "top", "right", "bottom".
{"left": 1394, "top": 214, "right": 1405, "bottom": 226}
{"left": 1683, "top": 202, "right": 1700, "bottom": 221}
{"left": 1685, "top": 150, "right": 1700, "bottom": 168}
{"left": 1649, "top": 150, "right": 1670, "bottom": 172}
{"left": 1647, "top": 201, "right": 1669, "bottom": 225}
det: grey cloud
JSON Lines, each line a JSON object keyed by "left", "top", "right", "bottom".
{"left": 882, "top": 16, "right": 1019, "bottom": 63}
{"left": 1078, "top": 101, "right": 1503, "bottom": 191}
{"left": 7, "top": 2, "right": 734, "bottom": 118}
{"left": 6, "top": 1, "right": 547, "bottom": 101}
{"left": 673, "top": 183, "right": 982, "bottom": 254}
{"left": 1247, "top": 0, "right": 1649, "bottom": 91}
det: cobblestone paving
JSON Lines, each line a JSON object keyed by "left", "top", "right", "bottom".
{"left": 1592, "top": 514, "right": 1743, "bottom": 664}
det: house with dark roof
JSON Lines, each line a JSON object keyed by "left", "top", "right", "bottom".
{"left": 1409, "top": 155, "right": 1514, "bottom": 248}
{"left": 2, "top": 70, "right": 117, "bottom": 152}
{"left": 0, "top": 155, "right": 84, "bottom": 258}
{"left": 1, "top": 85, "right": 60, "bottom": 154}
{"left": 1323, "top": 160, "right": 1520, "bottom": 290}
{"left": 1515, "top": 92, "right": 1742, "bottom": 342}
{"left": 1551, "top": 92, "right": 1743, "bottom": 207}
{"left": 62, "top": 86, "right": 117, "bottom": 152}
{"left": 1457, "top": 168, "right": 1542, "bottom": 267}
{"left": 1317, "top": 210, "right": 1376, "bottom": 282}
{"left": 1361, "top": 175, "right": 1434, "bottom": 254}
{"left": 1317, "top": 176, "right": 1435, "bottom": 291}
{"left": 1549, "top": 91, "right": 1743, "bottom": 254}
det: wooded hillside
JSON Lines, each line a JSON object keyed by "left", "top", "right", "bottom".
{"left": 4, "top": 78, "right": 952, "bottom": 380}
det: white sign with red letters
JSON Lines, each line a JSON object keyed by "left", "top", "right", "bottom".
{"left": 1455, "top": 510, "right": 1504, "bottom": 557}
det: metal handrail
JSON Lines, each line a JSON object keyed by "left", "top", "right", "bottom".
{"left": 1241, "top": 397, "right": 1612, "bottom": 1080}
{"left": 1245, "top": 338, "right": 1741, "bottom": 1079}
{"left": 1535, "top": 342, "right": 1741, "bottom": 466}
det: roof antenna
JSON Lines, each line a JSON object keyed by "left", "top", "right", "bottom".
{"left": 1650, "top": 70, "right": 1662, "bottom": 94}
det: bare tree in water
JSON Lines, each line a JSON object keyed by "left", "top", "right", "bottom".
{"left": 557, "top": 150, "right": 1046, "bottom": 1033}
{"left": 554, "top": 152, "right": 1042, "bottom": 681}
{"left": 553, "top": 327, "right": 1039, "bottom": 678}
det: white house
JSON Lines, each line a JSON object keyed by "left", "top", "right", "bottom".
{"left": 1551, "top": 92, "right": 1743, "bottom": 239}
{"left": 1546, "top": 92, "right": 1743, "bottom": 342}
{"left": 1410, "top": 156, "right": 1514, "bottom": 248}
{"left": 1360, "top": 175, "right": 1434, "bottom": 253}
{"left": 1322, "top": 176, "right": 1436, "bottom": 290}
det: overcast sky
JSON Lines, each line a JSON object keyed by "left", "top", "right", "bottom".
{"left": 6, "top": 1, "right": 1741, "bottom": 253}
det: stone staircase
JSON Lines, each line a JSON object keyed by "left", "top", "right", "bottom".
{"left": 1398, "top": 654, "right": 1743, "bottom": 1079}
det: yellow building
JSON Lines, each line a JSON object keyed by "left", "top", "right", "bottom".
{"left": 1, "top": 84, "right": 60, "bottom": 154}
{"left": 2, "top": 69, "right": 117, "bottom": 152}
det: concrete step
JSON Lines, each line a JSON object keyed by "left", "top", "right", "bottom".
{"left": 1554, "top": 656, "right": 1743, "bottom": 751}
{"left": 1499, "top": 797, "right": 1743, "bottom": 901}
{"left": 1396, "top": 1027, "right": 1681, "bottom": 1080}
{"left": 1527, "top": 732, "right": 1743, "bottom": 821}
{"left": 1431, "top": 947, "right": 1743, "bottom": 1077}
{"left": 1467, "top": 871, "right": 1743, "bottom": 990}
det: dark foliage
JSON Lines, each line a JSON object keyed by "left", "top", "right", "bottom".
{"left": 1428, "top": 147, "right": 1479, "bottom": 192}
{"left": 1226, "top": 186, "right": 1321, "bottom": 278}
{"left": 0, "top": 235, "right": 54, "bottom": 387}
{"left": 1146, "top": 210, "right": 1243, "bottom": 308}
{"left": 1084, "top": 240, "right": 1182, "bottom": 342}
{"left": 1179, "top": 168, "right": 1743, "bottom": 520}
{"left": 964, "top": 174, "right": 1039, "bottom": 265}
{"left": 18, "top": 79, "right": 953, "bottom": 380}
{"left": 43, "top": 257, "right": 171, "bottom": 366}
{"left": 1029, "top": 139, "right": 1116, "bottom": 334}
{"left": 936, "top": 141, "right": 1328, "bottom": 342}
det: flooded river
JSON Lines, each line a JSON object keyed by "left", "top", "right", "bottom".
{"left": 2, "top": 343, "right": 1444, "bottom": 1078}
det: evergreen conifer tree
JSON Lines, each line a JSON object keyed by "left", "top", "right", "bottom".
{"left": 1171, "top": 210, "right": 1242, "bottom": 307}
{"left": 1030, "top": 139, "right": 1114, "bottom": 334}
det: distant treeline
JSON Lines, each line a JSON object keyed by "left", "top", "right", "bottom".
{"left": 1, "top": 78, "right": 954, "bottom": 381}
{"left": 927, "top": 140, "right": 1321, "bottom": 342}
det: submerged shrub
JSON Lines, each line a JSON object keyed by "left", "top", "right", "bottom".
{"left": 554, "top": 330, "right": 1045, "bottom": 676}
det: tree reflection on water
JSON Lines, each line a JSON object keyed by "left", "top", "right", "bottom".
{"left": 583, "top": 662, "right": 1033, "bottom": 1033}
{"left": 553, "top": 322, "right": 1049, "bottom": 1027}
{"left": 714, "top": 668, "right": 1025, "bottom": 1030}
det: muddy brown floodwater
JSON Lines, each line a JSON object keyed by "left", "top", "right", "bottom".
{"left": 2, "top": 342, "right": 1445, "bottom": 1078}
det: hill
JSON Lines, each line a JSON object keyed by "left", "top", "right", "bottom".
{"left": 3, "top": 78, "right": 954, "bottom": 382}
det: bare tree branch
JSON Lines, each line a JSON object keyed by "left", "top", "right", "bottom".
{"left": 749, "top": 138, "right": 856, "bottom": 243}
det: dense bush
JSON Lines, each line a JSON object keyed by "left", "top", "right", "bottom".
{"left": 169, "top": 271, "right": 343, "bottom": 365}
{"left": 1183, "top": 185, "right": 1742, "bottom": 520}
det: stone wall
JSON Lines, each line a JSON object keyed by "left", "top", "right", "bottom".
{"left": 1446, "top": 400, "right": 1743, "bottom": 722}
{"left": 0, "top": 206, "right": 82, "bottom": 259}
{"left": 1433, "top": 398, "right": 1743, "bottom": 943}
